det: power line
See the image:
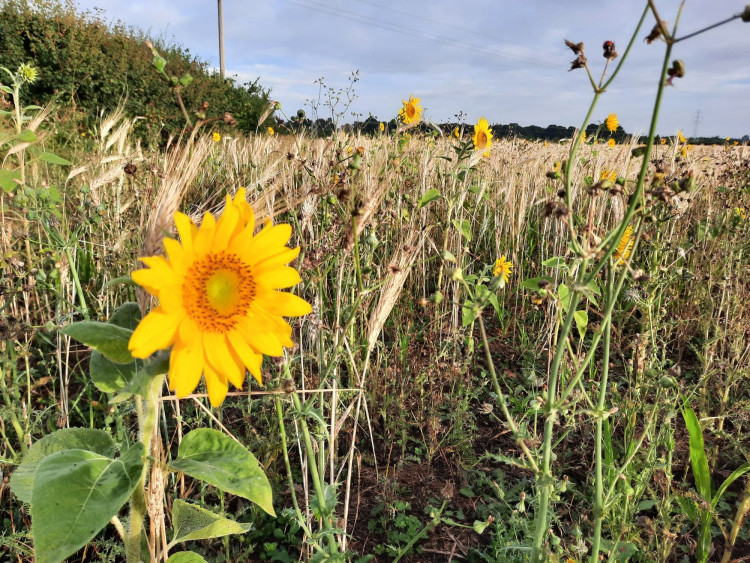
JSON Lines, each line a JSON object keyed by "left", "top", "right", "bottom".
{"left": 349, "top": 0, "right": 533, "bottom": 51}
{"left": 277, "top": 0, "right": 558, "bottom": 70}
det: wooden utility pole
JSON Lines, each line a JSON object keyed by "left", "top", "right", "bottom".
{"left": 218, "top": 0, "right": 225, "bottom": 78}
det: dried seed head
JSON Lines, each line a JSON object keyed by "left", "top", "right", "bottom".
{"left": 564, "top": 39, "right": 584, "bottom": 55}
{"left": 569, "top": 54, "right": 587, "bottom": 71}
{"left": 602, "top": 40, "right": 618, "bottom": 60}
{"left": 645, "top": 23, "right": 664, "bottom": 44}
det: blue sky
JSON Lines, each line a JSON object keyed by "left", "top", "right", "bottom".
{"left": 75, "top": 1, "right": 750, "bottom": 137}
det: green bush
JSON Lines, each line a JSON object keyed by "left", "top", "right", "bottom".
{"left": 0, "top": 0, "right": 274, "bottom": 137}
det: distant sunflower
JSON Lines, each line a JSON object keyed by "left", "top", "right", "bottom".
{"left": 379, "top": 122, "right": 385, "bottom": 132}
{"left": 493, "top": 255, "right": 513, "bottom": 284}
{"left": 472, "top": 117, "right": 493, "bottom": 151}
{"left": 212, "top": 132, "right": 221, "bottom": 143}
{"left": 608, "top": 138, "right": 616, "bottom": 147}
{"left": 677, "top": 130, "right": 686, "bottom": 144}
{"left": 605, "top": 113, "right": 619, "bottom": 133}
{"left": 398, "top": 95, "right": 423, "bottom": 124}
{"left": 613, "top": 225, "right": 634, "bottom": 264}
{"left": 129, "top": 189, "right": 311, "bottom": 406}
{"left": 268, "top": 127, "right": 275, "bottom": 136}
{"left": 453, "top": 126, "right": 460, "bottom": 139}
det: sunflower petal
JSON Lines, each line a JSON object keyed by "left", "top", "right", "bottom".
{"left": 214, "top": 195, "right": 240, "bottom": 251}
{"left": 257, "top": 290, "right": 312, "bottom": 317}
{"left": 174, "top": 212, "right": 197, "bottom": 255}
{"left": 204, "top": 362, "right": 229, "bottom": 407}
{"left": 203, "top": 332, "right": 244, "bottom": 390}
{"left": 194, "top": 212, "right": 217, "bottom": 257}
{"left": 163, "top": 237, "right": 187, "bottom": 276}
{"left": 169, "top": 343, "right": 204, "bottom": 397}
{"left": 257, "top": 266, "right": 301, "bottom": 289}
{"left": 227, "top": 331, "right": 264, "bottom": 385}
{"left": 129, "top": 308, "right": 180, "bottom": 358}
{"left": 254, "top": 246, "right": 301, "bottom": 276}
{"left": 236, "top": 316, "right": 284, "bottom": 356}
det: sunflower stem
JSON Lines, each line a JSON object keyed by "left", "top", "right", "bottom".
{"left": 126, "top": 374, "right": 163, "bottom": 563}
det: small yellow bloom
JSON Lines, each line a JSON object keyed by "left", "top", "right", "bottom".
{"left": 613, "top": 225, "right": 634, "bottom": 264}
{"left": 544, "top": 141, "right": 548, "bottom": 147}
{"left": 735, "top": 207, "right": 747, "bottom": 221}
{"left": 212, "top": 132, "right": 221, "bottom": 143}
{"left": 346, "top": 146, "right": 353, "bottom": 155}
{"left": 605, "top": 113, "right": 618, "bottom": 133}
{"left": 472, "top": 117, "right": 493, "bottom": 151}
{"left": 128, "top": 189, "right": 311, "bottom": 406}
{"left": 398, "top": 95, "right": 423, "bottom": 125}
{"left": 553, "top": 161, "right": 561, "bottom": 172}
{"left": 268, "top": 126, "right": 275, "bottom": 136}
{"left": 483, "top": 150, "right": 491, "bottom": 158}
{"left": 681, "top": 146, "right": 688, "bottom": 158}
{"left": 493, "top": 255, "right": 513, "bottom": 284}
{"left": 379, "top": 122, "right": 385, "bottom": 132}
{"left": 453, "top": 126, "right": 460, "bottom": 139}
{"left": 608, "top": 138, "right": 616, "bottom": 147}
{"left": 581, "top": 131, "right": 587, "bottom": 142}
{"left": 734, "top": 141, "right": 739, "bottom": 146}
{"left": 660, "top": 138, "right": 667, "bottom": 145}
{"left": 600, "top": 169, "right": 616, "bottom": 182}
{"left": 677, "top": 130, "right": 686, "bottom": 144}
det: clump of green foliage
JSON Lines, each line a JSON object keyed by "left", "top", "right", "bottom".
{"left": 0, "top": 0, "right": 275, "bottom": 137}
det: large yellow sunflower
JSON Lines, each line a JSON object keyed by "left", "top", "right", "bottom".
{"left": 493, "top": 255, "right": 513, "bottom": 284}
{"left": 128, "top": 189, "right": 311, "bottom": 406}
{"left": 472, "top": 117, "right": 493, "bottom": 151}
{"left": 605, "top": 113, "right": 618, "bottom": 133}
{"left": 398, "top": 95, "right": 423, "bottom": 124}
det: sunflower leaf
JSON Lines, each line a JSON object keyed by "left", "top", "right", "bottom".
{"left": 169, "top": 429, "right": 274, "bottom": 516}
{"left": 10, "top": 428, "right": 116, "bottom": 504}
{"left": 60, "top": 321, "right": 134, "bottom": 364}
{"left": 168, "top": 500, "right": 252, "bottom": 548}
{"left": 30, "top": 443, "right": 144, "bottom": 563}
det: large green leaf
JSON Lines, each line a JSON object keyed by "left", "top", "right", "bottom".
{"left": 417, "top": 188, "right": 441, "bottom": 209}
{"left": 89, "top": 303, "right": 144, "bottom": 392}
{"left": 167, "top": 552, "right": 208, "bottom": 563}
{"left": 169, "top": 428, "right": 274, "bottom": 516}
{"left": 60, "top": 321, "right": 134, "bottom": 364}
{"left": 0, "top": 168, "right": 22, "bottom": 192}
{"left": 168, "top": 500, "right": 252, "bottom": 548}
{"left": 39, "top": 152, "right": 73, "bottom": 166}
{"left": 108, "top": 302, "right": 142, "bottom": 330}
{"left": 10, "top": 428, "right": 116, "bottom": 504}
{"left": 31, "top": 443, "right": 144, "bottom": 563}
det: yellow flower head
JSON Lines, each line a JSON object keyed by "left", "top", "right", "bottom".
{"left": 553, "top": 161, "right": 561, "bottom": 172}
{"left": 212, "top": 132, "right": 221, "bottom": 143}
{"left": 544, "top": 141, "right": 548, "bottom": 147}
{"left": 734, "top": 141, "right": 739, "bottom": 146}
{"left": 600, "top": 169, "right": 617, "bottom": 182}
{"left": 660, "top": 138, "right": 667, "bottom": 145}
{"left": 677, "top": 130, "right": 686, "bottom": 144}
{"left": 17, "top": 63, "right": 39, "bottom": 84}
{"left": 493, "top": 255, "right": 513, "bottom": 284}
{"left": 472, "top": 117, "right": 493, "bottom": 151}
{"left": 398, "top": 95, "right": 423, "bottom": 124}
{"left": 613, "top": 225, "right": 634, "bottom": 264}
{"left": 608, "top": 138, "right": 616, "bottom": 147}
{"left": 453, "top": 126, "right": 460, "bottom": 139}
{"left": 581, "top": 131, "right": 587, "bottom": 142}
{"left": 268, "top": 126, "right": 275, "bottom": 136}
{"left": 398, "top": 96, "right": 423, "bottom": 125}
{"left": 605, "top": 113, "right": 619, "bottom": 133}
{"left": 681, "top": 145, "right": 688, "bottom": 158}
{"left": 735, "top": 207, "right": 747, "bottom": 221}
{"left": 128, "top": 189, "right": 312, "bottom": 406}
{"left": 379, "top": 122, "right": 385, "bottom": 132}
